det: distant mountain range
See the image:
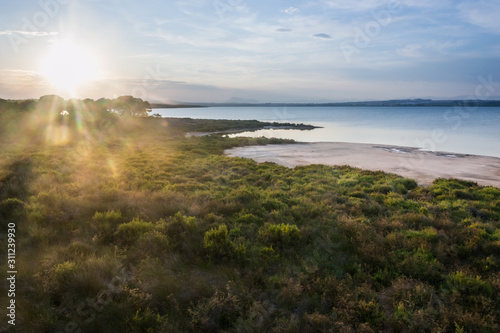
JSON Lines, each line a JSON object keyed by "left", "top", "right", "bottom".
{"left": 150, "top": 99, "right": 500, "bottom": 108}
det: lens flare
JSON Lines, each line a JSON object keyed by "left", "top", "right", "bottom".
{"left": 40, "top": 40, "right": 99, "bottom": 94}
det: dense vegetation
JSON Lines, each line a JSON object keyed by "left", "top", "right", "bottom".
{"left": 0, "top": 96, "right": 499, "bottom": 332}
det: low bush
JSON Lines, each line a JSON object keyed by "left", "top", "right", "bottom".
{"left": 259, "top": 223, "right": 300, "bottom": 248}
{"left": 91, "top": 210, "right": 123, "bottom": 243}
{"left": 189, "top": 284, "right": 245, "bottom": 332}
{"left": 1, "top": 110, "right": 499, "bottom": 332}
{"left": 204, "top": 224, "right": 246, "bottom": 262}
{"left": 115, "top": 219, "right": 154, "bottom": 246}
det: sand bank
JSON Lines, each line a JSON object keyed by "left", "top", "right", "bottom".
{"left": 225, "top": 142, "right": 500, "bottom": 187}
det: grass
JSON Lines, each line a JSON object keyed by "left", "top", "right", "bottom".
{"left": 0, "top": 97, "right": 499, "bottom": 332}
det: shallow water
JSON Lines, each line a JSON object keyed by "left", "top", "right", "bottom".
{"left": 154, "top": 106, "right": 500, "bottom": 158}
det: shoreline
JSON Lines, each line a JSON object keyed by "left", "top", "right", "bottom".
{"left": 186, "top": 125, "right": 321, "bottom": 137}
{"left": 225, "top": 142, "right": 500, "bottom": 188}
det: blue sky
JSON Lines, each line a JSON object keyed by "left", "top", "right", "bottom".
{"left": 1, "top": 0, "right": 500, "bottom": 102}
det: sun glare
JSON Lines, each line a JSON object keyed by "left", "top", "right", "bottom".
{"left": 40, "top": 40, "right": 99, "bottom": 94}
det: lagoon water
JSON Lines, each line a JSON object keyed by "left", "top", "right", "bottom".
{"left": 155, "top": 106, "right": 500, "bottom": 158}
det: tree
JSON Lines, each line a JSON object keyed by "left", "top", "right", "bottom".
{"left": 38, "top": 95, "right": 66, "bottom": 111}
{"left": 37, "top": 95, "right": 66, "bottom": 124}
{"left": 112, "top": 96, "right": 151, "bottom": 117}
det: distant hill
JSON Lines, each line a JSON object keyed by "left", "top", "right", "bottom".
{"left": 225, "top": 97, "right": 260, "bottom": 104}
{"left": 149, "top": 103, "right": 206, "bottom": 109}
{"left": 151, "top": 99, "right": 500, "bottom": 108}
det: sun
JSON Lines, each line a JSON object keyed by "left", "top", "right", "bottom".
{"left": 40, "top": 40, "right": 99, "bottom": 94}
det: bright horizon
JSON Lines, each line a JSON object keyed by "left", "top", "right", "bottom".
{"left": 1, "top": 0, "right": 500, "bottom": 103}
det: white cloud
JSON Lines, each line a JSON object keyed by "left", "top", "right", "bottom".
{"left": 0, "top": 30, "right": 58, "bottom": 36}
{"left": 398, "top": 44, "right": 423, "bottom": 58}
{"left": 403, "top": 0, "right": 452, "bottom": 8}
{"left": 323, "top": 0, "right": 453, "bottom": 11}
{"left": 282, "top": 6, "right": 300, "bottom": 15}
{"left": 0, "top": 69, "right": 38, "bottom": 79}
{"left": 276, "top": 14, "right": 351, "bottom": 40}
{"left": 0, "top": 70, "right": 46, "bottom": 97}
{"left": 458, "top": 0, "right": 500, "bottom": 34}
{"left": 431, "top": 40, "right": 468, "bottom": 54}
{"left": 397, "top": 40, "right": 469, "bottom": 58}
{"left": 322, "top": 0, "right": 383, "bottom": 11}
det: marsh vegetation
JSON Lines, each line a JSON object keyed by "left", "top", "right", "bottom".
{"left": 0, "top": 96, "right": 499, "bottom": 332}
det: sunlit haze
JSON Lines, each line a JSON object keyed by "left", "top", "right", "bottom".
{"left": 1, "top": 0, "right": 500, "bottom": 102}
{"left": 39, "top": 39, "right": 100, "bottom": 95}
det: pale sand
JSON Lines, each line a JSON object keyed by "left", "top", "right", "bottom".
{"left": 225, "top": 142, "right": 500, "bottom": 187}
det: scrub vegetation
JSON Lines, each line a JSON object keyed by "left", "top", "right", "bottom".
{"left": 1, "top": 96, "right": 499, "bottom": 332}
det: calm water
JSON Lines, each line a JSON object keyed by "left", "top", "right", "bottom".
{"left": 154, "top": 106, "right": 500, "bottom": 158}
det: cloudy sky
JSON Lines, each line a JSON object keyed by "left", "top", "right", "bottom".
{"left": 1, "top": 0, "right": 500, "bottom": 102}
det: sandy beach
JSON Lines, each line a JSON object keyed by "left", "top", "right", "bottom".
{"left": 225, "top": 142, "right": 500, "bottom": 187}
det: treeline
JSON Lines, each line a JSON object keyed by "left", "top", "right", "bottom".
{"left": 0, "top": 95, "right": 151, "bottom": 117}
{"left": 0, "top": 95, "right": 151, "bottom": 144}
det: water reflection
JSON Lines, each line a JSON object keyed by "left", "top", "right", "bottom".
{"left": 229, "top": 124, "right": 499, "bottom": 158}
{"left": 155, "top": 106, "right": 500, "bottom": 158}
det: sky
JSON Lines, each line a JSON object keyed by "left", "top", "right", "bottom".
{"left": 1, "top": 0, "right": 500, "bottom": 103}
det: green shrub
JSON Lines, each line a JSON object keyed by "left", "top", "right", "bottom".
{"left": 391, "top": 178, "right": 418, "bottom": 194}
{"left": 449, "top": 311, "right": 497, "bottom": 333}
{"left": 446, "top": 271, "right": 493, "bottom": 297}
{"left": 64, "top": 240, "right": 96, "bottom": 260}
{"left": 396, "top": 247, "right": 442, "bottom": 282}
{"left": 277, "top": 277, "right": 304, "bottom": 310}
{"left": 301, "top": 312, "right": 333, "bottom": 333}
{"left": 234, "top": 300, "right": 274, "bottom": 333}
{"left": 189, "top": 285, "right": 244, "bottom": 332}
{"left": 136, "top": 230, "right": 170, "bottom": 258}
{"left": 262, "top": 198, "right": 288, "bottom": 211}
{"left": 433, "top": 178, "right": 478, "bottom": 190}
{"left": 384, "top": 193, "right": 422, "bottom": 212}
{"left": 164, "top": 212, "right": 199, "bottom": 251}
{"left": 91, "top": 210, "right": 123, "bottom": 243}
{"left": 355, "top": 300, "right": 385, "bottom": 329}
{"left": 236, "top": 212, "right": 262, "bottom": 225}
{"left": 399, "top": 212, "right": 432, "bottom": 228}
{"left": 53, "top": 261, "right": 77, "bottom": 283}
{"left": 115, "top": 218, "right": 154, "bottom": 246}
{"left": 260, "top": 246, "right": 278, "bottom": 261}
{"left": 259, "top": 223, "right": 300, "bottom": 248}
{"left": 0, "top": 197, "right": 24, "bottom": 222}
{"left": 127, "top": 307, "right": 167, "bottom": 332}
{"left": 387, "top": 277, "right": 442, "bottom": 332}
{"left": 26, "top": 202, "right": 48, "bottom": 225}
{"left": 402, "top": 227, "right": 438, "bottom": 242}
{"left": 452, "top": 189, "right": 476, "bottom": 200}
{"left": 204, "top": 224, "right": 245, "bottom": 262}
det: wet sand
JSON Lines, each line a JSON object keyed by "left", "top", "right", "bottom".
{"left": 225, "top": 142, "right": 500, "bottom": 187}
